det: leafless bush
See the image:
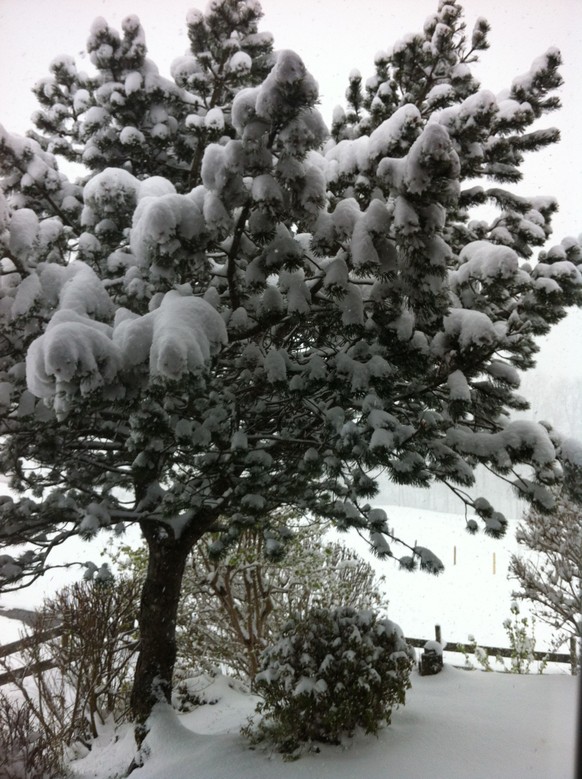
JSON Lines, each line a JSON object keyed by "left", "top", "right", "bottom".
{"left": 510, "top": 494, "right": 582, "bottom": 644}
{"left": 43, "top": 578, "right": 140, "bottom": 733}
{"left": 0, "top": 689, "right": 61, "bottom": 779}
{"left": 0, "top": 578, "right": 139, "bottom": 776}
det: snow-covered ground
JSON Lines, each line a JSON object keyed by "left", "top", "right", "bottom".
{"left": 1, "top": 503, "right": 578, "bottom": 778}
{"left": 70, "top": 666, "right": 577, "bottom": 779}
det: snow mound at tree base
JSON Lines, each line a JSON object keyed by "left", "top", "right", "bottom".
{"left": 70, "top": 666, "right": 577, "bottom": 779}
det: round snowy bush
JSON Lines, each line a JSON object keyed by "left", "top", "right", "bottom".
{"left": 244, "top": 606, "right": 415, "bottom": 753}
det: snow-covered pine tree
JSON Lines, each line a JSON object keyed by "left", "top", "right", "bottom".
{"left": 1, "top": 0, "right": 581, "bottom": 738}
{"left": 28, "top": 5, "right": 273, "bottom": 189}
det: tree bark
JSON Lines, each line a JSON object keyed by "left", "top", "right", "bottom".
{"left": 130, "top": 523, "right": 193, "bottom": 737}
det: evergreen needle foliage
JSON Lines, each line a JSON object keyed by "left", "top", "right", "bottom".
{"left": 0, "top": 0, "right": 581, "bottom": 736}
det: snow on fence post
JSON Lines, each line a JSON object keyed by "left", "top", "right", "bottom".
{"left": 419, "top": 624, "right": 445, "bottom": 676}
{"left": 406, "top": 627, "right": 576, "bottom": 674}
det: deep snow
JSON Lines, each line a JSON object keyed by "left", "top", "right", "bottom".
{"left": 70, "top": 666, "right": 578, "bottom": 779}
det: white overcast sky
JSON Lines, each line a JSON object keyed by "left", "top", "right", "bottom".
{"left": 0, "top": 0, "right": 581, "bottom": 374}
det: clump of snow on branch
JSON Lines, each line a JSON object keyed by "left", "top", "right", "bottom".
{"left": 26, "top": 286, "right": 227, "bottom": 415}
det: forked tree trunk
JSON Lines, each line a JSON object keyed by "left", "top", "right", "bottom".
{"left": 130, "top": 523, "right": 194, "bottom": 739}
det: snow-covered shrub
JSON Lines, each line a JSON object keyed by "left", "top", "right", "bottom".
{"left": 460, "top": 602, "right": 548, "bottom": 674}
{"left": 243, "top": 606, "right": 414, "bottom": 754}
{"left": 502, "top": 602, "right": 542, "bottom": 673}
{"left": 173, "top": 673, "right": 222, "bottom": 713}
{"left": 172, "top": 670, "right": 249, "bottom": 712}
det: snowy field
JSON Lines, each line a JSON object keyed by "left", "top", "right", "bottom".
{"left": 0, "top": 502, "right": 565, "bottom": 653}
{"left": 344, "top": 504, "right": 562, "bottom": 652}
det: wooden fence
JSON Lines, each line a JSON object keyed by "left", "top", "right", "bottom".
{"left": 0, "top": 622, "right": 578, "bottom": 687}
{"left": 407, "top": 624, "right": 579, "bottom": 675}
{"left": 0, "top": 626, "right": 64, "bottom": 687}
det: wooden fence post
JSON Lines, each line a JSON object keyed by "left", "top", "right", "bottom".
{"left": 403, "top": 628, "right": 574, "bottom": 671}
{"left": 570, "top": 637, "right": 578, "bottom": 676}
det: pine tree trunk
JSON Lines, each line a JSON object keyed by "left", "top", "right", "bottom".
{"left": 129, "top": 523, "right": 192, "bottom": 737}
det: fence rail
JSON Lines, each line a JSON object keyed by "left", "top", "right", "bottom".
{"left": 0, "top": 627, "right": 65, "bottom": 687}
{"left": 0, "top": 627, "right": 64, "bottom": 660}
{"left": 0, "top": 659, "right": 58, "bottom": 687}
{"left": 0, "top": 622, "right": 578, "bottom": 688}
{"left": 407, "top": 625, "right": 579, "bottom": 674}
